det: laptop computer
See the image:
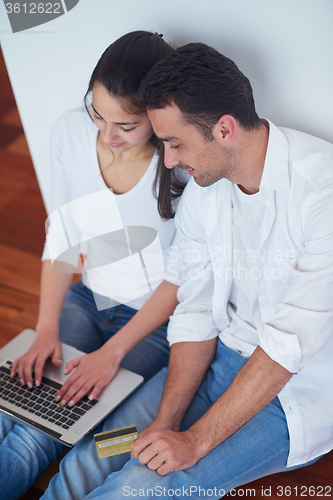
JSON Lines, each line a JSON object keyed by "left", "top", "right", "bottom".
{"left": 0, "top": 329, "right": 143, "bottom": 446}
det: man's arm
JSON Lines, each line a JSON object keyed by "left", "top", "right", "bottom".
{"left": 133, "top": 344, "right": 292, "bottom": 475}
{"left": 131, "top": 338, "right": 217, "bottom": 465}
{"left": 186, "top": 346, "right": 292, "bottom": 460}
{"left": 151, "top": 338, "right": 217, "bottom": 431}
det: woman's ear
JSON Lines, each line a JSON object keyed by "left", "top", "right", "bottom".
{"left": 212, "top": 115, "right": 237, "bottom": 144}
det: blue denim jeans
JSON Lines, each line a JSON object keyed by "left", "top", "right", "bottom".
{"left": 58, "top": 282, "right": 170, "bottom": 380}
{"left": 0, "top": 282, "right": 170, "bottom": 500}
{"left": 41, "top": 341, "right": 317, "bottom": 500}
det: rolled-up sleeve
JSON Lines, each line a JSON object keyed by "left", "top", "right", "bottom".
{"left": 258, "top": 184, "right": 333, "bottom": 373}
{"left": 166, "top": 181, "right": 219, "bottom": 345}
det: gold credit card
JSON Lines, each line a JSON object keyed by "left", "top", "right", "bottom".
{"left": 94, "top": 425, "right": 138, "bottom": 458}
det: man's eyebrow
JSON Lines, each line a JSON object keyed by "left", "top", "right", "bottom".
{"left": 158, "top": 136, "right": 178, "bottom": 142}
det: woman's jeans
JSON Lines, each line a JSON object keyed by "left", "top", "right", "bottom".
{"left": 0, "top": 282, "right": 170, "bottom": 500}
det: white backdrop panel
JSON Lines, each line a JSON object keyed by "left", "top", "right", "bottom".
{"left": 0, "top": 0, "right": 332, "bottom": 212}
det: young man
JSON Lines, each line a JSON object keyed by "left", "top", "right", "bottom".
{"left": 42, "top": 43, "right": 333, "bottom": 499}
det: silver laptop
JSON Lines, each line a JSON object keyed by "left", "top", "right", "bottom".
{"left": 0, "top": 329, "right": 143, "bottom": 446}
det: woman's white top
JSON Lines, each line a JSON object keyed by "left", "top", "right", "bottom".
{"left": 42, "top": 108, "right": 183, "bottom": 310}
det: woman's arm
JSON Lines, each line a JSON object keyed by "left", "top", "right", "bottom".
{"left": 55, "top": 280, "right": 179, "bottom": 407}
{"left": 11, "top": 260, "right": 73, "bottom": 388}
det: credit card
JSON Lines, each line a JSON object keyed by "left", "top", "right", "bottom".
{"left": 94, "top": 425, "right": 138, "bottom": 458}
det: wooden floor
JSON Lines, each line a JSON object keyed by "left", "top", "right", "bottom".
{"left": 0, "top": 48, "right": 332, "bottom": 499}
{"left": 0, "top": 47, "right": 48, "bottom": 499}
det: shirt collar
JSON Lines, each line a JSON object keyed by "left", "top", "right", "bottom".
{"left": 259, "top": 120, "right": 290, "bottom": 193}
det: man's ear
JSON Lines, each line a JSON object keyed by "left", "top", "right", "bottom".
{"left": 213, "top": 115, "right": 237, "bottom": 144}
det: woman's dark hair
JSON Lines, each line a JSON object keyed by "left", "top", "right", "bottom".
{"left": 85, "top": 30, "right": 186, "bottom": 219}
{"left": 140, "top": 42, "right": 262, "bottom": 139}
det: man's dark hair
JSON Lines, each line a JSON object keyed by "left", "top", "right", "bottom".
{"left": 140, "top": 43, "right": 262, "bottom": 139}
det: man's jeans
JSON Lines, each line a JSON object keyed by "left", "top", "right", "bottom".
{"left": 0, "top": 282, "right": 170, "bottom": 500}
{"left": 41, "top": 341, "right": 318, "bottom": 500}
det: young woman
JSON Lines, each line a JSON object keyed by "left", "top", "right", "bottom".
{"left": 0, "top": 31, "right": 186, "bottom": 500}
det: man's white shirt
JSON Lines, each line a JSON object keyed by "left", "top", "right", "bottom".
{"left": 165, "top": 121, "right": 333, "bottom": 467}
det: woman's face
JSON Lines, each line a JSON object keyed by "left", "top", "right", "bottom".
{"left": 91, "top": 83, "right": 154, "bottom": 153}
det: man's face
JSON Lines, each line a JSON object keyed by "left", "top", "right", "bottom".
{"left": 148, "top": 104, "right": 235, "bottom": 187}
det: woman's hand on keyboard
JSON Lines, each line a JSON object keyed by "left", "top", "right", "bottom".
{"left": 55, "top": 344, "right": 122, "bottom": 407}
{"left": 11, "top": 334, "right": 63, "bottom": 388}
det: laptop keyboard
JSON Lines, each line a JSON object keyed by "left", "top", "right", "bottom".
{"left": 0, "top": 361, "right": 97, "bottom": 430}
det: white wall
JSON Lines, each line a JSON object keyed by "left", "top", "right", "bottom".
{"left": 1, "top": 0, "right": 332, "bottom": 213}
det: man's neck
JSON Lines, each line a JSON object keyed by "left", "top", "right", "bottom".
{"left": 230, "top": 120, "right": 269, "bottom": 195}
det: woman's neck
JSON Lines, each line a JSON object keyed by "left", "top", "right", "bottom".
{"left": 96, "top": 134, "right": 155, "bottom": 194}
